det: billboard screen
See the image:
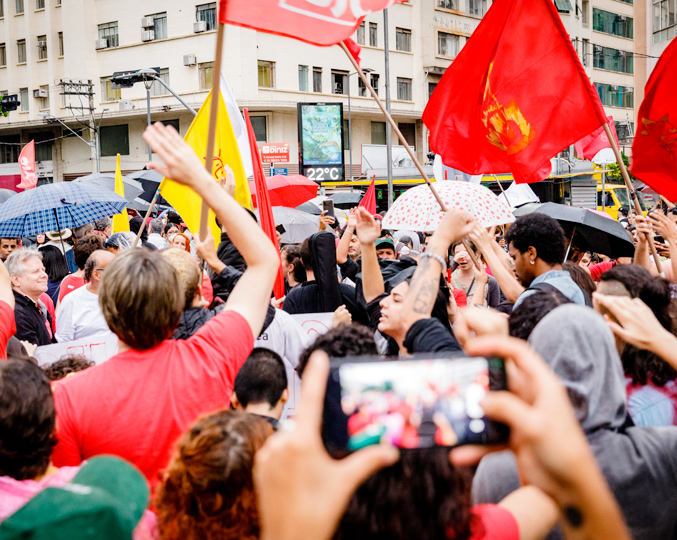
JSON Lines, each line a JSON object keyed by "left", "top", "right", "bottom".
{"left": 298, "top": 103, "right": 344, "bottom": 182}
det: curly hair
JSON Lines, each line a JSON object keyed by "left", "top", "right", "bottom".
{"left": 334, "top": 448, "right": 472, "bottom": 540}
{"left": 42, "top": 355, "right": 94, "bottom": 381}
{"left": 0, "top": 359, "right": 57, "bottom": 480}
{"left": 504, "top": 213, "right": 566, "bottom": 266}
{"left": 600, "top": 265, "right": 677, "bottom": 386}
{"left": 155, "top": 410, "right": 273, "bottom": 540}
{"left": 509, "top": 289, "right": 573, "bottom": 340}
{"left": 73, "top": 235, "right": 104, "bottom": 270}
{"left": 297, "top": 323, "right": 377, "bottom": 378}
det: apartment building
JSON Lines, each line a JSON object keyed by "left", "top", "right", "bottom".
{"left": 0, "top": 0, "right": 638, "bottom": 186}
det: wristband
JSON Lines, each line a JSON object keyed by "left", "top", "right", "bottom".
{"left": 419, "top": 251, "right": 447, "bottom": 273}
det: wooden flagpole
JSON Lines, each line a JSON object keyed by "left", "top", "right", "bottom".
{"left": 199, "top": 22, "right": 226, "bottom": 242}
{"left": 132, "top": 183, "right": 164, "bottom": 248}
{"left": 494, "top": 175, "right": 511, "bottom": 207}
{"left": 340, "top": 42, "right": 481, "bottom": 269}
{"left": 602, "top": 123, "right": 663, "bottom": 275}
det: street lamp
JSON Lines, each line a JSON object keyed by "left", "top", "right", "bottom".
{"left": 347, "top": 68, "right": 373, "bottom": 182}
{"left": 39, "top": 112, "right": 102, "bottom": 173}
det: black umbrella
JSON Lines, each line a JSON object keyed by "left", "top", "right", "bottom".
{"left": 127, "top": 169, "right": 168, "bottom": 205}
{"left": 512, "top": 202, "right": 634, "bottom": 259}
{"left": 329, "top": 191, "right": 362, "bottom": 209}
{"left": 296, "top": 201, "right": 322, "bottom": 215}
{"left": 73, "top": 173, "right": 144, "bottom": 205}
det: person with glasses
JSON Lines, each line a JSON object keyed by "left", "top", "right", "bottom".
{"left": 55, "top": 250, "right": 115, "bottom": 343}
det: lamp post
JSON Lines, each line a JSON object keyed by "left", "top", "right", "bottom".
{"left": 347, "top": 68, "right": 373, "bottom": 182}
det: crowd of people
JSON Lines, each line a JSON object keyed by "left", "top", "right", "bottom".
{"left": 0, "top": 121, "right": 676, "bottom": 540}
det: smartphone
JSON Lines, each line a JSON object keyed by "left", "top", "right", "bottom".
{"left": 322, "top": 355, "right": 509, "bottom": 457}
{"left": 322, "top": 199, "right": 335, "bottom": 218}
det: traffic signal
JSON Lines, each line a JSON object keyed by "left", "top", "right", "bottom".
{"left": 1, "top": 94, "right": 20, "bottom": 113}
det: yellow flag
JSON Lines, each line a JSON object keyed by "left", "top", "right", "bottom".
{"left": 112, "top": 154, "right": 130, "bottom": 233}
{"left": 160, "top": 74, "right": 253, "bottom": 248}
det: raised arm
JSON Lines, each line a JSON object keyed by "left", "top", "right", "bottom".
{"left": 354, "top": 208, "right": 384, "bottom": 303}
{"left": 336, "top": 210, "right": 356, "bottom": 265}
{"left": 648, "top": 212, "right": 676, "bottom": 281}
{"left": 143, "top": 123, "right": 279, "bottom": 338}
{"left": 633, "top": 214, "right": 659, "bottom": 276}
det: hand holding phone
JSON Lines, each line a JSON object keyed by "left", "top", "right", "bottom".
{"left": 323, "top": 199, "right": 335, "bottom": 218}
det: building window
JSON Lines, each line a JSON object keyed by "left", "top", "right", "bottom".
{"left": 250, "top": 116, "right": 267, "bottom": 142}
{"left": 595, "top": 83, "right": 633, "bottom": 108}
{"left": 100, "top": 125, "right": 129, "bottom": 156}
{"left": 150, "top": 68, "right": 170, "bottom": 96}
{"left": 0, "top": 44, "right": 5, "bottom": 67}
{"left": 581, "top": 38, "right": 589, "bottom": 66}
{"left": 29, "top": 132, "right": 53, "bottom": 161}
{"left": 17, "top": 39, "right": 26, "bottom": 63}
{"left": 371, "top": 122, "right": 386, "bottom": 145}
{"left": 332, "top": 70, "right": 348, "bottom": 94}
{"left": 37, "top": 35, "right": 47, "bottom": 60}
{"left": 15, "top": 0, "right": 23, "bottom": 15}
{"left": 0, "top": 135, "right": 20, "bottom": 163}
{"left": 35, "top": 0, "right": 44, "bottom": 9}
{"left": 555, "top": 0, "right": 573, "bottom": 13}
{"left": 19, "top": 87, "right": 28, "bottom": 111}
{"left": 196, "top": 3, "right": 216, "bottom": 31}
{"left": 395, "top": 28, "right": 411, "bottom": 51}
{"left": 98, "top": 22, "right": 119, "bottom": 48}
{"left": 358, "top": 77, "right": 367, "bottom": 96}
{"left": 369, "top": 22, "right": 378, "bottom": 47}
{"left": 313, "top": 67, "right": 322, "bottom": 92}
{"left": 437, "top": 0, "right": 459, "bottom": 10}
{"left": 371, "top": 73, "right": 379, "bottom": 95}
{"left": 653, "top": 0, "right": 676, "bottom": 43}
{"left": 428, "top": 82, "right": 438, "bottom": 99}
{"left": 397, "top": 77, "right": 412, "bottom": 101}
{"left": 593, "top": 45, "right": 633, "bottom": 73}
{"left": 357, "top": 22, "right": 365, "bottom": 45}
{"left": 38, "top": 85, "right": 48, "bottom": 109}
{"left": 100, "top": 77, "right": 121, "bottom": 102}
{"left": 581, "top": 0, "right": 589, "bottom": 25}
{"left": 148, "top": 12, "right": 167, "bottom": 40}
{"left": 0, "top": 2, "right": 3, "bottom": 17}
{"left": 199, "top": 62, "right": 213, "bottom": 90}
{"left": 258, "top": 60, "right": 274, "bottom": 88}
{"left": 58, "top": 32, "right": 63, "bottom": 56}
{"left": 299, "top": 65, "right": 308, "bottom": 92}
{"left": 438, "top": 32, "right": 459, "bottom": 57}
{"left": 399, "top": 123, "right": 416, "bottom": 148}
{"left": 467, "top": 0, "right": 486, "bottom": 16}
{"left": 615, "top": 120, "right": 634, "bottom": 141}
{"left": 593, "top": 9, "right": 633, "bottom": 38}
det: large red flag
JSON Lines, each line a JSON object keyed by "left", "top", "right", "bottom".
{"left": 423, "top": 0, "right": 607, "bottom": 184}
{"left": 358, "top": 175, "right": 377, "bottom": 215}
{"left": 574, "top": 116, "right": 619, "bottom": 161}
{"left": 244, "top": 108, "right": 286, "bottom": 301}
{"left": 219, "top": 0, "right": 402, "bottom": 46}
{"left": 630, "top": 38, "right": 677, "bottom": 200}
{"left": 16, "top": 140, "right": 37, "bottom": 190}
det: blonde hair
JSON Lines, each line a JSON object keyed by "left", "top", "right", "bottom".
{"left": 162, "top": 248, "right": 201, "bottom": 310}
{"left": 99, "top": 249, "right": 184, "bottom": 350}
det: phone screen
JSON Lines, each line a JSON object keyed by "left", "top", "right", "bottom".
{"left": 322, "top": 355, "right": 508, "bottom": 456}
{"left": 323, "top": 199, "right": 335, "bottom": 217}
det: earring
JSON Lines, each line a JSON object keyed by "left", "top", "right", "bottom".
{"left": 530, "top": 260, "right": 535, "bottom": 265}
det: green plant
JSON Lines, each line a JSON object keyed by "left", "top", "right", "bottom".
{"left": 606, "top": 152, "right": 637, "bottom": 184}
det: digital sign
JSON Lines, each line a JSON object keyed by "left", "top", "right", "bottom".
{"left": 297, "top": 103, "right": 344, "bottom": 182}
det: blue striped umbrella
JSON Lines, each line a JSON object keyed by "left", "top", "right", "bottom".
{"left": 0, "top": 181, "right": 128, "bottom": 237}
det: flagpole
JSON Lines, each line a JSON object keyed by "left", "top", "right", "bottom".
{"left": 133, "top": 182, "right": 164, "bottom": 248}
{"left": 602, "top": 123, "right": 663, "bottom": 275}
{"left": 494, "top": 175, "right": 511, "bottom": 207}
{"left": 339, "top": 42, "right": 482, "bottom": 270}
{"left": 199, "top": 21, "right": 226, "bottom": 242}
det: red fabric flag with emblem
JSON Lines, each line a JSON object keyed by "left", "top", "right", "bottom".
{"left": 630, "top": 39, "right": 677, "bottom": 201}
{"left": 244, "top": 108, "right": 286, "bottom": 301}
{"left": 219, "top": 0, "right": 402, "bottom": 46}
{"left": 423, "top": 0, "right": 607, "bottom": 184}
{"left": 574, "top": 116, "right": 619, "bottom": 161}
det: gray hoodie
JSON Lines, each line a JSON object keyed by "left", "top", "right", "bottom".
{"left": 472, "top": 304, "right": 677, "bottom": 540}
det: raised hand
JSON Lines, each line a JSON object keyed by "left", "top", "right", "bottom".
{"left": 218, "top": 165, "right": 237, "bottom": 198}
{"left": 354, "top": 207, "right": 380, "bottom": 245}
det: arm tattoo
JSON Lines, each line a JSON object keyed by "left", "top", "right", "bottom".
{"left": 563, "top": 505, "right": 584, "bottom": 528}
{"left": 408, "top": 258, "right": 440, "bottom": 316}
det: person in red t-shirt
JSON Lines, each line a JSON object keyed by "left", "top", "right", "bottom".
{"left": 51, "top": 122, "right": 280, "bottom": 488}
{"left": 0, "top": 259, "right": 16, "bottom": 360}
{"left": 57, "top": 235, "right": 104, "bottom": 305}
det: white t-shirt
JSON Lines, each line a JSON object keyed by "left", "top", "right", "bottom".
{"left": 55, "top": 286, "right": 110, "bottom": 343}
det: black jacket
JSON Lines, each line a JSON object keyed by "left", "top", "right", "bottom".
{"left": 13, "top": 290, "right": 55, "bottom": 346}
{"left": 172, "top": 307, "right": 217, "bottom": 340}
{"left": 217, "top": 232, "right": 247, "bottom": 273}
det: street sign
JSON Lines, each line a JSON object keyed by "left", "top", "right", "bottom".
{"left": 261, "top": 143, "right": 289, "bottom": 163}
{"left": 271, "top": 167, "right": 288, "bottom": 176}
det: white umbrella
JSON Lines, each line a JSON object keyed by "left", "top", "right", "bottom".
{"left": 255, "top": 206, "right": 320, "bottom": 244}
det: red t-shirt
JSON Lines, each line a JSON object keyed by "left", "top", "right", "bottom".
{"left": 202, "top": 273, "right": 213, "bottom": 305}
{"left": 462, "top": 505, "right": 519, "bottom": 540}
{"left": 452, "top": 287, "right": 468, "bottom": 308}
{"left": 588, "top": 261, "right": 615, "bottom": 282}
{"left": 0, "top": 300, "right": 16, "bottom": 360}
{"left": 58, "top": 275, "right": 85, "bottom": 303}
{"left": 51, "top": 310, "right": 254, "bottom": 488}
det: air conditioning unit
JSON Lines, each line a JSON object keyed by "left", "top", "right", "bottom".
{"left": 183, "top": 54, "right": 197, "bottom": 66}
{"left": 33, "top": 88, "right": 48, "bottom": 98}
{"left": 193, "top": 20, "right": 207, "bottom": 33}
{"left": 119, "top": 100, "right": 134, "bottom": 111}
{"left": 611, "top": 85, "right": 619, "bottom": 91}
{"left": 37, "top": 40, "right": 47, "bottom": 48}
{"left": 95, "top": 39, "right": 108, "bottom": 50}
{"left": 618, "top": 15, "right": 626, "bottom": 21}
{"left": 141, "top": 16, "right": 155, "bottom": 28}
{"left": 141, "top": 30, "right": 155, "bottom": 42}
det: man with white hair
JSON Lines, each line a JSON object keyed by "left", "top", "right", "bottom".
{"left": 146, "top": 218, "right": 169, "bottom": 250}
{"left": 6, "top": 248, "right": 55, "bottom": 346}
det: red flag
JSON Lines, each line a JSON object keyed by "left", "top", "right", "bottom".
{"left": 359, "top": 175, "right": 377, "bottom": 215}
{"left": 423, "top": 0, "right": 607, "bottom": 184}
{"left": 574, "top": 116, "right": 619, "bottom": 161}
{"left": 630, "top": 38, "right": 677, "bottom": 200}
{"left": 219, "top": 0, "right": 402, "bottom": 46}
{"left": 244, "top": 108, "right": 286, "bottom": 301}
{"left": 16, "top": 140, "right": 37, "bottom": 190}
{"left": 343, "top": 38, "right": 362, "bottom": 65}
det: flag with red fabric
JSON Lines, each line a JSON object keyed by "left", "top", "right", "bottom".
{"left": 16, "top": 141, "right": 37, "bottom": 190}
{"left": 630, "top": 38, "right": 677, "bottom": 201}
{"left": 574, "top": 116, "right": 619, "bottom": 161}
{"left": 244, "top": 108, "right": 286, "bottom": 301}
{"left": 423, "top": 0, "right": 607, "bottom": 184}
{"left": 359, "top": 175, "right": 377, "bottom": 215}
{"left": 219, "top": 0, "right": 402, "bottom": 47}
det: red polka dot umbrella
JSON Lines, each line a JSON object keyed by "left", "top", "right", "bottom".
{"left": 382, "top": 182, "right": 515, "bottom": 232}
